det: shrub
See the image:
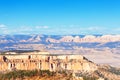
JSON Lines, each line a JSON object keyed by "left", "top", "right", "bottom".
{"left": 83, "top": 76, "right": 98, "bottom": 80}
{"left": 0, "top": 69, "right": 56, "bottom": 79}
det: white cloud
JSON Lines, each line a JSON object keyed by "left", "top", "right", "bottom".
{"left": 0, "top": 24, "right": 6, "bottom": 27}
{"left": 11, "top": 26, "right": 33, "bottom": 34}
{"left": 88, "top": 27, "right": 99, "bottom": 30}
{"left": 114, "top": 27, "right": 120, "bottom": 31}
{"left": 19, "top": 26, "right": 33, "bottom": 31}
{"left": 0, "top": 24, "right": 10, "bottom": 34}
{"left": 11, "top": 25, "right": 49, "bottom": 34}
{"left": 87, "top": 26, "right": 106, "bottom": 31}
{"left": 0, "top": 24, "right": 7, "bottom": 29}
{"left": 1, "top": 24, "right": 119, "bottom": 35}
{"left": 35, "top": 26, "right": 49, "bottom": 29}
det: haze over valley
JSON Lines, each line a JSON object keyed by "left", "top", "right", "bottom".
{"left": 0, "top": 34, "right": 120, "bottom": 67}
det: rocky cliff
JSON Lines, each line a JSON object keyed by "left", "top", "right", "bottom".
{"left": 0, "top": 54, "right": 120, "bottom": 80}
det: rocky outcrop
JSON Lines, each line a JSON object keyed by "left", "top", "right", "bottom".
{"left": 0, "top": 53, "right": 120, "bottom": 80}
{"left": 0, "top": 54, "right": 98, "bottom": 72}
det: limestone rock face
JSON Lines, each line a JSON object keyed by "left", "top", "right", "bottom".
{"left": 1, "top": 53, "right": 120, "bottom": 80}
{"left": 0, "top": 53, "right": 98, "bottom": 72}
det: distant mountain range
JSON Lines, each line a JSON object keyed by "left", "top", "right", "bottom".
{"left": 0, "top": 34, "right": 120, "bottom": 51}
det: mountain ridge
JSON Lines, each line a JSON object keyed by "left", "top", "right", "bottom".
{"left": 0, "top": 34, "right": 120, "bottom": 51}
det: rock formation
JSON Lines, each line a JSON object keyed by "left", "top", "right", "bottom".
{"left": 0, "top": 53, "right": 97, "bottom": 72}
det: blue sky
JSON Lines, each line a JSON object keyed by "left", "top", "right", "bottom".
{"left": 0, "top": 0, "right": 120, "bottom": 35}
